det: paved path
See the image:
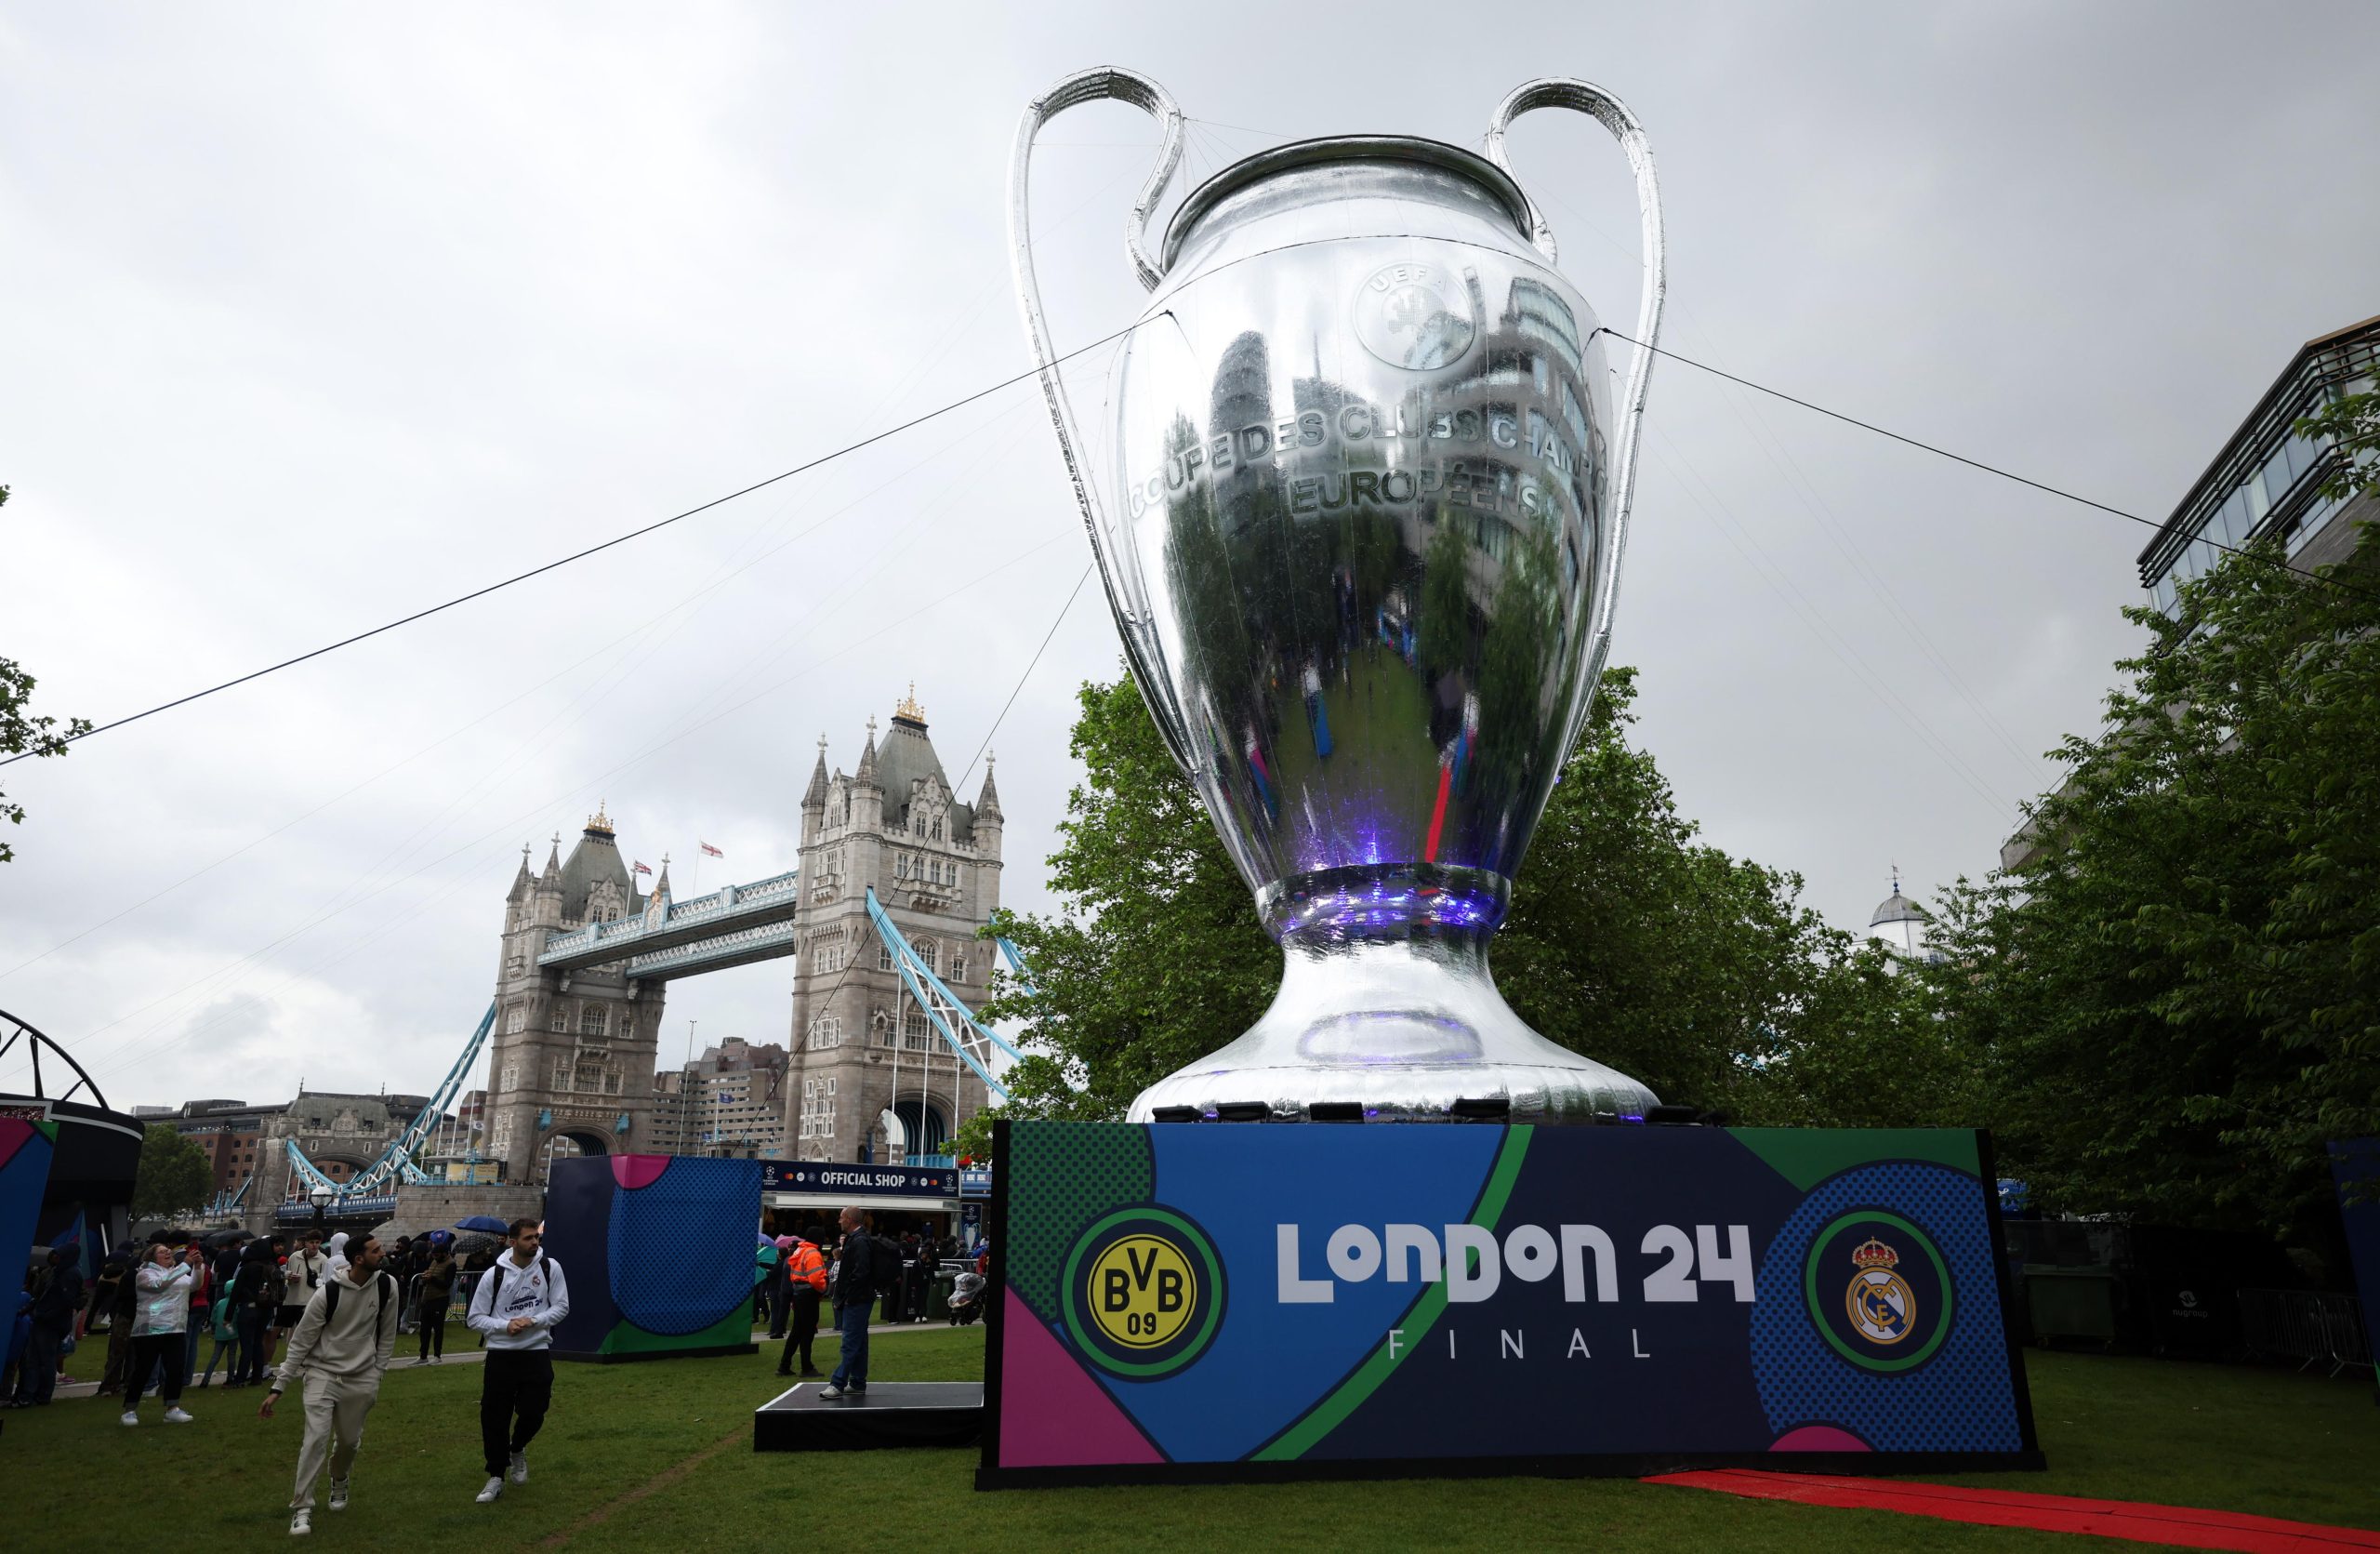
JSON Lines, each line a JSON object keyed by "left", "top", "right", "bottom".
{"left": 43, "top": 1319, "right": 957, "bottom": 1402}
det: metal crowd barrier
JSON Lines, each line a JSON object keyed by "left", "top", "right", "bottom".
{"left": 2237, "top": 1288, "right": 2373, "bottom": 1376}
{"left": 392, "top": 1270, "right": 468, "bottom": 1334}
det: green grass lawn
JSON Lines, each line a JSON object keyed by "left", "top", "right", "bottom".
{"left": 13, "top": 1329, "right": 2374, "bottom": 1551}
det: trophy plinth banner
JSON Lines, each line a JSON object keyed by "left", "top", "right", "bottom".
{"left": 977, "top": 1121, "right": 2041, "bottom": 1487}
{"left": 1012, "top": 73, "right": 1668, "bottom": 1124}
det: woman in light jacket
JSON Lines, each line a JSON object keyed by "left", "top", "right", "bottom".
{"left": 124, "top": 1242, "right": 196, "bottom": 1426}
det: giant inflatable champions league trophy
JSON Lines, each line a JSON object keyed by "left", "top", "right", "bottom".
{"left": 1011, "top": 69, "right": 1666, "bottom": 1125}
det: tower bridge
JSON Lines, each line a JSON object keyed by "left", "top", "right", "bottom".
{"left": 474, "top": 688, "right": 1009, "bottom": 1183}
{"left": 276, "top": 689, "right": 1021, "bottom": 1204}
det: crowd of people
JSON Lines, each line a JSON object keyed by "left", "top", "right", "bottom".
{"left": 8, "top": 1207, "right": 987, "bottom": 1533}
{"left": 5, "top": 1224, "right": 519, "bottom": 1413}
{"left": 6, "top": 1216, "right": 569, "bottom": 1535}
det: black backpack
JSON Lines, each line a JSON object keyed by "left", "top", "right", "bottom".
{"left": 323, "top": 1271, "right": 395, "bottom": 1328}
{"left": 869, "top": 1236, "right": 904, "bottom": 1297}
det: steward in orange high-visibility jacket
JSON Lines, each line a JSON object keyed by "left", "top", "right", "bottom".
{"left": 774, "top": 1241, "right": 829, "bottom": 1379}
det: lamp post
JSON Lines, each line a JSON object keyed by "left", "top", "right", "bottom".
{"left": 310, "top": 1183, "right": 335, "bottom": 1237}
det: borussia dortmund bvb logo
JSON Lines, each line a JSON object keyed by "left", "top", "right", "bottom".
{"left": 1063, "top": 1205, "right": 1225, "bottom": 1378}
{"left": 1805, "top": 1210, "right": 1951, "bottom": 1373}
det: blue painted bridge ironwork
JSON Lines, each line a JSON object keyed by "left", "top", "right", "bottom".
{"left": 535, "top": 869, "right": 802, "bottom": 979}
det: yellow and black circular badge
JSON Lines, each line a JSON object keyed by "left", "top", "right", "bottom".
{"left": 1062, "top": 1206, "right": 1225, "bottom": 1378}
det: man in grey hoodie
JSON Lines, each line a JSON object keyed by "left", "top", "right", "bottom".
{"left": 465, "top": 1217, "right": 569, "bottom": 1505}
{"left": 261, "top": 1233, "right": 398, "bottom": 1537}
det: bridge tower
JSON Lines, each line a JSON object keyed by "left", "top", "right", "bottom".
{"left": 485, "top": 805, "right": 667, "bottom": 1181}
{"left": 787, "top": 689, "right": 1001, "bottom": 1162}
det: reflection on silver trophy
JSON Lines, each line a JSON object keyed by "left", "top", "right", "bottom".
{"left": 1011, "top": 69, "right": 1667, "bottom": 1123}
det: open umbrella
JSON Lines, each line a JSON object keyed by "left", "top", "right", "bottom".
{"left": 454, "top": 1215, "right": 512, "bottom": 1233}
{"left": 203, "top": 1229, "right": 247, "bottom": 1248}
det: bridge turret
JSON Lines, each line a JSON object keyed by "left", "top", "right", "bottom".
{"left": 850, "top": 718, "right": 884, "bottom": 833}
{"left": 535, "top": 834, "right": 564, "bottom": 927}
{"left": 801, "top": 735, "right": 830, "bottom": 846}
{"left": 975, "top": 756, "right": 1003, "bottom": 833}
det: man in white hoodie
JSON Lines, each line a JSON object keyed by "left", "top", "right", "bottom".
{"left": 261, "top": 1233, "right": 399, "bottom": 1537}
{"left": 465, "top": 1217, "right": 569, "bottom": 1505}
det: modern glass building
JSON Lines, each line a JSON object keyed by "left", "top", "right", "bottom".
{"left": 2003, "top": 313, "right": 2375, "bottom": 872}
{"left": 2135, "top": 313, "right": 2378, "bottom": 614}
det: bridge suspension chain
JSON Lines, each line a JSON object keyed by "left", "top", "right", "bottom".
{"left": 283, "top": 1002, "right": 497, "bottom": 1202}
{"left": 865, "top": 888, "right": 1024, "bottom": 1103}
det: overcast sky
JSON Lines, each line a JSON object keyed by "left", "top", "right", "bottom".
{"left": 4, "top": 2, "right": 2374, "bottom": 1113}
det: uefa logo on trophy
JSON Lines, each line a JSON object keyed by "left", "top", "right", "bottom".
{"left": 1010, "top": 69, "right": 1668, "bottom": 1124}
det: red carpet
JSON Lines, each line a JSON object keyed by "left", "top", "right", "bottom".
{"left": 1646, "top": 1469, "right": 2380, "bottom": 1551}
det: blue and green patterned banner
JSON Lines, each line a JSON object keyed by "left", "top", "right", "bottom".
{"left": 980, "top": 1122, "right": 2039, "bottom": 1486}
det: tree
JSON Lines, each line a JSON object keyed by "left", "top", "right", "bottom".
{"left": 1908, "top": 383, "right": 2380, "bottom": 1246}
{"left": 960, "top": 663, "right": 1936, "bottom": 1158}
{"left": 130, "top": 1123, "right": 216, "bottom": 1220}
{"left": 1936, "top": 516, "right": 2380, "bottom": 1243}
{"left": 0, "top": 485, "right": 92, "bottom": 863}
{"left": 966, "top": 671, "right": 1280, "bottom": 1145}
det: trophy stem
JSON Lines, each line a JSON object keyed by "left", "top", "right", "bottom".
{"left": 1128, "top": 890, "right": 1660, "bottom": 1125}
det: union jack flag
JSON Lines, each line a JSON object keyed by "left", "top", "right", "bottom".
{"left": 633, "top": 860, "right": 653, "bottom": 875}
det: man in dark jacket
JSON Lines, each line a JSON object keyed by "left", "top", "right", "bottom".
{"left": 10, "top": 1247, "right": 84, "bottom": 1406}
{"left": 93, "top": 1250, "right": 138, "bottom": 1396}
{"left": 231, "top": 1242, "right": 286, "bottom": 1388}
{"left": 210, "top": 1235, "right": 248, "bottom": 1295}
{"left": 818, "top": 1207, "right": 881, "bottom": 1400}
{"left": 763, "top": 1242, "right": 791, "bottom": 1340}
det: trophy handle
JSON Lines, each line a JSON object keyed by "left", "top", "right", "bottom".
{"left": 1008, "top": 67, "right": 1200, "bottom": 775}
{"left": 1481, "top": 79, "right": 1667, "bottom": 756}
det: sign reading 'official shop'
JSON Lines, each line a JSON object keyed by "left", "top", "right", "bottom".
{"left": 980, "top": 1122, "right": 2040, "bottom": 1488}
{"left": 760, "top": 1161, "right": 958, "bottom": 1199}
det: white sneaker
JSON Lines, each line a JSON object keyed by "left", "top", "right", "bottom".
{"left": 509, "top": 1450, "right": 528, "bottom": 1484}
{"left": 120, "top": 1410, "right": 139, "bottom": 1426}
{"left": 327, "top": 1479, "right": 349, "bottom": 1511}
{"left": 165, "top": 1406, "right": 194, "bottom": 1424}
{"left": 289, "top": 1508, "right": 312, "bottom": 1537}
{"left": 475, "top": 1477, "right": 504, "bottom": 1504}
{"left": 817, "top": 1384, "right": 844, "bottom": 1399}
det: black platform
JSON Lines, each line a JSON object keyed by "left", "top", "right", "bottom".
{"left": 753, "top": 1381, "right": 984, "bottom": 1452}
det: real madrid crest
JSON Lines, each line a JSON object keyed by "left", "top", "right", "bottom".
{"left": 1802, "top": 1209, "right": 1954, "bottom": 1374}
{"left": 1845, "top": 1237, "right": 1915, "bottom": 1346}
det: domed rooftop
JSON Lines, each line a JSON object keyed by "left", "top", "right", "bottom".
{"left": 1871, "top": 890, "right": 1930, "bottom": 928}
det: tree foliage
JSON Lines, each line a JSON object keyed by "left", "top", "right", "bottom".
{"left": 1927, "top": 449, "right": 2380, "bottom": 1242}
{"left": 0, "top": 485, "right": 92, "bottom": 863}
{"left": 130, "top": 1123, "right": 216, "bottom": 1220}
{"left": 960, "top": 665, "right": 1941, "bottom": 1158}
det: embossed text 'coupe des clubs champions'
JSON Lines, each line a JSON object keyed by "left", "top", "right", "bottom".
{"left": 1010, "top": 69, "right": 1667, "bottom": 1124}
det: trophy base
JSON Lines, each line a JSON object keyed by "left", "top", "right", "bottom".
{"left": 1125, "top": 931, "right": 1659, "bottom": 1124}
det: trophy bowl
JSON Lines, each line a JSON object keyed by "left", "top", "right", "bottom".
{"left": 1011, "top": 72, "right": 1667, "bottom": 1124}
